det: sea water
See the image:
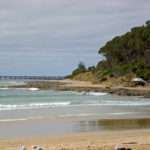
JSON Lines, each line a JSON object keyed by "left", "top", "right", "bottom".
{"left": 0, "top": 88, "right": 150, "bottom": 137}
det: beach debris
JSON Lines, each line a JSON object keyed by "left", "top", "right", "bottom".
{"left": 32, "top": 145, "right": 38, "bottom": 149}
{"left": 131, "top": 77, "right": 147, "bottom": 86}
{"left": 32, "top": 145, "right": 44, "bottom": 150}
{"left": 37, "top": 148, "right": 43, "bottom": 150}
{"left": 20, "top": 145, "right": 26, "bottom": 150}
{"left": 122, "top": 141, "right": 137, "bottom": 144}
{"left": 114, "top": 144, "right": 132, "bottom": 150}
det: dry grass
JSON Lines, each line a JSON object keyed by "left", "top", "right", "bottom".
{"left": 72, "top": 72, "right": 96, "bottom": 82}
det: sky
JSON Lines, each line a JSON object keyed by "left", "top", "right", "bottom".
{"left": 0, "top": 0, "right": 149, "bottom": 76}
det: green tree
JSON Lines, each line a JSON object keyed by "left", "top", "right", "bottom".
{"left": 72, "top": 62, "right": 87, "bottom": 76}
{"left": 97, "top": 21, "right": 150, "bottom": 80}
{"left": 146, "top": 20, "right": 150, "bottom": 26}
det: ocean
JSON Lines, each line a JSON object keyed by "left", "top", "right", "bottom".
{"left": 0, "top": 87, "right": 150, "bottom": 138}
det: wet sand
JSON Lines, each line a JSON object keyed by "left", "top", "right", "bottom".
{"left": 1, "top": 129, "right": 150, "bottom": 150}
{"left": 1, "top": 117, "right": 150, "bottom": 138}
{"left": 0, "top": 118, "right": 150, "bottom": 149}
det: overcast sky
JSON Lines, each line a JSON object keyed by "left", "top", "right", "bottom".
{"left": 0, "top": 0, "right": 149, "bottom": 76}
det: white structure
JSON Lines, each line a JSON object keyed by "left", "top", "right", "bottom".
{"left": 131, "top": 77, "right": 147, "bottom": 85}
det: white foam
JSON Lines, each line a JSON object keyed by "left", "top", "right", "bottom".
{"left": 86, "top": 102, "right": 150, "bottom": 106}
{"left": 86, "top": 92, "right": 108, "bottom": 96}
{"left": 0, "top": 102, "right": 71, "bottom": 111}
{"left": 0, "top": 118, "right": 29, "bottom": 122}
{"left": 60, "top": 113, "right": 97, "bottom": 118}
{"left": 0, "top": 116, "right": 43, "bottom": 122}
{"left": 0, "top": 87, "right": 39, "bottom": 91}
{"left": 28, "top": 88, "right": 39, "bottom": 91}
{"left": 110, "top": 112, "right": 135, "bottom": 115}
{"left": 0, "top": 99, "right": 150, "bottom": 111}
{"left": 0, "top": 88, "right": 9, "bottom": 90}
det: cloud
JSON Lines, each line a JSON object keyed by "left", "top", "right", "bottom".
{"left": 0, "top": 0, "right": 149, "bottom": 75}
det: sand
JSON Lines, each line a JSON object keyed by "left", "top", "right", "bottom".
{"left": 0, "top": 129, "right": 150, "bottom": 150}
{"left": 55, "top": 79, "right": 150, "bottom": 96}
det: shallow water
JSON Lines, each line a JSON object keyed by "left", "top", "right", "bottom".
{"left": 0, "top": 88, "right": 150, "bottom": 137}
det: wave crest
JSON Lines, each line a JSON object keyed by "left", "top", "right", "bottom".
{"left": 86, "top": 92, "right": 108, "bottom": 96}
{"left": 0, "top": 102, "right": 71, "bottom": 111}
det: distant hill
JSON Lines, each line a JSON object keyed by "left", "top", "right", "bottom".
{"left": 69, "top": 21, "right": 150, "bottom": 83}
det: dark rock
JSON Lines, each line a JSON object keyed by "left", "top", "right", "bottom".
{"left": 116, "top": 148, "right": 126, "bottom": 150}
{"left": 115, "top": 144, "right": 132, "bottom": 150}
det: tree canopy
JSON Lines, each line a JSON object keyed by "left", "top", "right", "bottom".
{"left": 72, "top": 62, "right": 87, "bottom": 76}
{"left": 97, "top": 21, "right": 150, "bottom": 80}
{"left": 70, "top": 21, "right": 150, "bottom": 81}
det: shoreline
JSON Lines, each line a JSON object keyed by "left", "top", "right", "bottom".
{"left": 1, "top": 115, "right": 150, "bottom": 139}
{"left": 1, "top": 129, "right": 150, "bottom": 150}
{"left": 12, "top": 79, "right": 150, "bottom": 96}
{"left": 1, "top": 81, "right": 150, "bottom": 149}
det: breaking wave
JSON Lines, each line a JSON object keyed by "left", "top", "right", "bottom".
{"left": 86, "top": 92, "right": 108, "bottom": 96}
{"left": 0, "top": 102, "right": 71, "bottom": 111}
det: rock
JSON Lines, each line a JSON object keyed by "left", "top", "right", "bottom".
{"left": 114, "top": 144, "right": 132, "bottom": 150}
{"left": 122, "top": 141, "right": 137, "bottom": 144}
{"left": 37, "top": 148, "right": 43, "bottom": 150}
{"left": 143, "top": 94, "right": 150, "bottom": 98}
{"left": 32, "top": 145, "right": 44, "bottom": 150}
{"left": 32, "top": 145, "right": 38, "bottom": 149}
{"left": 114, "top": 144, "right": 125, "bottom": 150}
{"left": 20, "top": 145, "right": 26, "bottom": 150}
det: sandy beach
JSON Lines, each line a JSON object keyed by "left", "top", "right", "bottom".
{"left": 0, "top": 129, "right": 150, "bottom": 150}
{"left": 1, "top": 81, "right": 150, "bottom": 150}
{"left": 55, "top": 79, "right": 150, "bottom": 96}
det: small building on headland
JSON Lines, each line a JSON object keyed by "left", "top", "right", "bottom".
{"left": 131, "top": 77, "right": 147, "bottom": 86}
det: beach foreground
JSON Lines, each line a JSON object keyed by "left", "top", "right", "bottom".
{"left": 1, "top": 129, "right": 150, "bottom": 150}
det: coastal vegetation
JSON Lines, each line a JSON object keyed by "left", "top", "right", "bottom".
{"left": 69, "top": 21, "right": 150, "bottom": 84}
{"left": 72, "top": 62, "right": 87, "bottom": 76}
